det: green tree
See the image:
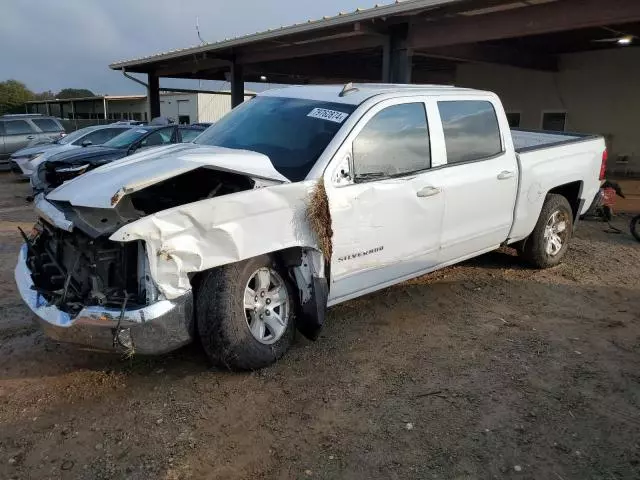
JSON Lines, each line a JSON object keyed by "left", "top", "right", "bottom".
{"left": 56, "top": 88, "right": 95, "bottom": 99}
{"left": 34, "top": 90, "right": 56, "bottom": 101}
{"left": 0, "top": 79, "right": 34, "bottom": 115}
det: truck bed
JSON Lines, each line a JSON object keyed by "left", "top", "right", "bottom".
{"left": 512, "top": 129, "right": 597, "bottom": 153}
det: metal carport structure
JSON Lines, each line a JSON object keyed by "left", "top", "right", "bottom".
{"left": 109, "top": 0, "right": 640, "bottom": 117}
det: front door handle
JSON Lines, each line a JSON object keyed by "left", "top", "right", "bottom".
{"left": 417, "top": 186, "right": 441, "bottom": 197}
{"left": 497, "top": 170, "right": 515, "bottom": 180}
{"left": 26, "top": 135, "right": 35, "bottom": 140}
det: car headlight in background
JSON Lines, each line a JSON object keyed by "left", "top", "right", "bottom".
{"left": 54, "top": 164, "right": 89, "bottom": 174}
{"left": 27, "top": 153, "right": 44, "bottom": 165}
{"left": 29, "top": 153, "right": 43, "bottom": 168}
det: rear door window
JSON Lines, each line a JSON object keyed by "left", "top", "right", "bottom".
{"left": 32, "top": 118, "right": 62, "bottom": 132}
{"left": 4, "top": 120, "right": 35, "bottom": 135}
{"left": 179, "top": 128, "right": 202, "bottom": 142}
{"left": 352, "top": 102, "right": 431, "bottom": 181}
{"left": 139, "top": 127, "right": 174, "bottom": 148}
{"left": 438, "top": 100, "right": 503, "bottom": 164}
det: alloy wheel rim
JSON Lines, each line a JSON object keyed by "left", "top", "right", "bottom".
{"left": 244, "top": 267, "right": 289, "bottom": 345}
{"left": 543, "top": 210, "right": 569, "bottom": 256}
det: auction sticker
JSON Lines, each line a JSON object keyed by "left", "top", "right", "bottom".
{"left": 307, "top": 108, "right": 349, "bottom": 124}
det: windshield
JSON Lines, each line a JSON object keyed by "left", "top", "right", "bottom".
{"left": 195, "top": 96, "right": 356, "bottom": 181}
{"left": 57, "top": 127, "right": 95, "bottom": 145}
{"left": 102, "top": 128, "right": 153, "bottom": 149}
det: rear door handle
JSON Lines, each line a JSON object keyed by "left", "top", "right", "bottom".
{"left": 26, "top": 135, "right": 35, "bottom": 139}
{"left": 497, "top": 170, "right": 515, "bottom": 180}
{"left": 417, "top": 186, "right": 441, "bottom": 197}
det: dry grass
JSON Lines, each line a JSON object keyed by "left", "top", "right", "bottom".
{"left": 307, "top": 179, "right": 333, "bottom": 261}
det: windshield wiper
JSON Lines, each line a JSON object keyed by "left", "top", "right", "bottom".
{"left": 355, "top": 172, "right": 389, "bottom": 181}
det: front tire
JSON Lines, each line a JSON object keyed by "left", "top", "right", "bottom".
{"left": 196, "top": 255, "right": 296, "bottom": 370}
{"left": 522, "top": 194, "right": 574, "bottom": 269}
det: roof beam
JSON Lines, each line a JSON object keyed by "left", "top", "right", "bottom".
{"left": 409, "top": 0, "right": 640, "bottom": 49}
{"left": 244, "top": 56, "right": 382, "bottom": 81}
{"left": 238, "top": 35, "right": 384, "bottom": 65}
{"left": 417, "top": 43, "right": 558, "bottom": 71}
{"left": 155, "top": 57, "right": 231, "bottom": 77}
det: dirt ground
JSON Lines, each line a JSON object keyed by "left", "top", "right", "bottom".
{"left": 0, "top": 173, "right": 639, "bottom": 480}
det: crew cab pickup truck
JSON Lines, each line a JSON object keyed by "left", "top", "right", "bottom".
{"left": 15, "top": 84, "right": 606, "bottom": 370}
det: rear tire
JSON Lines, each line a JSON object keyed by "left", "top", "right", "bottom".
{"left": 521, "top": 194, "right": 574, "bottom": 269}
{"left": 196, "top": 255, "right": 296, "bottom": 370}
{"left": 631, "top": 215, "right": 640, "bottom": 242}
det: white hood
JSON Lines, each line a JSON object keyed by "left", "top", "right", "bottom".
{"left": 46, "top": 143, "right": 290, "bottom": 209}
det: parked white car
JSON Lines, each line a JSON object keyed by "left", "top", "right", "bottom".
{"left": 16, "top": 84, "right": 605, "bottom": 369}
{"left": 10, "top": 124, "right": 133, "bottom": 178}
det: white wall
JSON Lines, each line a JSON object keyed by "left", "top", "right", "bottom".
{"left": 159, "top": 93, "right": 198, "bottom": 124}
{"left": 455, "top": 48, "right": 640, "bottom": 175}
{"left": 197, "top": 93, "right": 253, "bottom": 123}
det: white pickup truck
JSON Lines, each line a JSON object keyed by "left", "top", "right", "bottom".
{"left": 16, "top": 84, "right": 606, "bottom": 369}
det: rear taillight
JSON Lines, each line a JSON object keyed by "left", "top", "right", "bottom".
{"left": 599, "top": 149, "right": 608, "bottom": 180}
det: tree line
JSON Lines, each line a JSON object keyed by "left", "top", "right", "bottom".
{"left": 0, "top": 79, "right": 95, "bottom": 115}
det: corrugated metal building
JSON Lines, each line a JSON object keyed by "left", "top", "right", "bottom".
{"left": 26, "top": 91, "right": 254, "bottom": 125}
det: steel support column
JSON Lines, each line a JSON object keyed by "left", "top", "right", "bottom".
{"left": 147, "top": 73, "right": 161, "bottom": 120}
{"left": 384, "top": 25, "right": 412, "bottom": 83}
{"left": 230, "top": 62, "right": 244, "bottom": 108}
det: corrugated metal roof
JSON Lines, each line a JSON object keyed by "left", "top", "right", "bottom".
{"left": 109, "top": 0, "right": 463, "bottom": 69}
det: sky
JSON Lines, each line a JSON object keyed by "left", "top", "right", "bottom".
{"left": 0, "top": 0, "right": 390, "bottom": 95}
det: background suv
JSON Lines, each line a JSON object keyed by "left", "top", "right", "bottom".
{"left": 0, "top": 114, "right": 65, "bottom": 169}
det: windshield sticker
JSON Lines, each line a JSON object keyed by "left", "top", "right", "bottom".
{"left": 307, "top": 108, "right": 349, "bottom": 124}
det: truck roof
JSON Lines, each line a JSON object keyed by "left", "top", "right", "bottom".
{"left": 261, "top": 83, "right": 485, "bottom": 105}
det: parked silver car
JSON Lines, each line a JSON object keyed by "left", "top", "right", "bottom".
{"left": 10, "top": 124, "right": 133, "bottom": 178}
{"left": 0, "top": 115, "right": 65, "bottom": 169}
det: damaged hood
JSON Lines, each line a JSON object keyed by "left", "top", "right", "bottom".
{"left": 46, "top": 144, "right": 290, "bottom": 209}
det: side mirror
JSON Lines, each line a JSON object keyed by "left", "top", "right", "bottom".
{"left": 81, "top": 140, "right": 92, "bottom": 147}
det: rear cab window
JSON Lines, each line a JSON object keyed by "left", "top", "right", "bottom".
{"left": 32, "top": 118, "right": 63, "bottom": 132}
{"left": 437, "top": 100, "right": 503, "bottom": 164}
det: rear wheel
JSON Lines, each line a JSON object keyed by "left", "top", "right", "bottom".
{"left": 631, "top": 215, "right": 640, "bottom": 242}
{"left": 196, "top": 255, "right": 296, "bottom": 370}
{"left": 522, "top": 194, "right": 573, "bottom": 268}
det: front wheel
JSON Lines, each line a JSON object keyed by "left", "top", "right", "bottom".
{"left": 196, "top": 255, "right": 297, "bottom": 370}
{"left": 521, "top": 194, "right": 574, "bottom": 269}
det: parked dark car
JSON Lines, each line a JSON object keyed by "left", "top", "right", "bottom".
{"left": 32, "top": 124, "right": 206, "bottom": 192}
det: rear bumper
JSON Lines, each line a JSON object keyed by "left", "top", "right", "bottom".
{"left": 15, "top": 245, "right": 194, "bottom": 354}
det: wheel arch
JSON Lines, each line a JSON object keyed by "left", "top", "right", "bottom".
{"left": 189, "top": 245, "right": 330, "bottom": 341}
{"left": 548, "top": 180, "right": 584, "bottom": 220}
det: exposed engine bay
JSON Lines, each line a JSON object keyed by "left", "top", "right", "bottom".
{"left": 27, "top": 168, "right": 259, "bottom": 312}
{"left": 25, "top": 221, "right": 149, "bottom": 314}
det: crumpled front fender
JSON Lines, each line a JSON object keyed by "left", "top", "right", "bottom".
{"left": 110, "top": 181, "right": 320, "bottom": 299}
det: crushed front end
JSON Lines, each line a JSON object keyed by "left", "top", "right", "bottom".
{"left": 15, "top": 202, "right": 194, "bottom": 355}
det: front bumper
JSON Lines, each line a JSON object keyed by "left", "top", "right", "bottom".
{"left": 10, "top": 157, "right": 34, "bottom": 178}
{"left": 15, "top": 245, "right": 194, "bottom": 354}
